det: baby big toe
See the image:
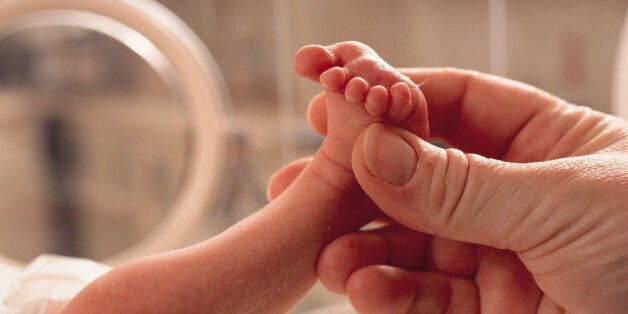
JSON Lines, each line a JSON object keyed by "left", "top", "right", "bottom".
{"left": 292, "top": 44, "right": 336, "bottom": 81}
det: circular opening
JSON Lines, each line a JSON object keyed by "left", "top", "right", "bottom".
{"left": 0, "top": 0, "right": 231, "bottom": 266}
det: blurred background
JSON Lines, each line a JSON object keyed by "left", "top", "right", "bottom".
{"left": 0, "top": 0, "right": 626, "bottom": 311}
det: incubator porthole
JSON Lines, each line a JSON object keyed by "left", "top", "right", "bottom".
{"left": 0, "top": 0, "right": 231, "bottom": 266}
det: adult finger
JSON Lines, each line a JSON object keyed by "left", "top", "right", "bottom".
{"left": 344, "top": 251, "right": 540, "bottom": 314}
{"left": 317, "top": 224, "right": 428, "bottom": 294}
{"left": 351, "top": 123, "right": 597, "bottom": 251}
{"left": 346, "top": 265, "right": 479, "bottom": 314}
{"left": 307, "top": 68, "right": 603, "bottom": 162}
{"left": 266, "top": 157, "right": 311, "bottom": 201}
{"left": 307, "top": 91, "right": 327, "bottom": 136}
{"left": 318, "top": 226, "right": 479, "bottom": 294}
{"left": 399, "top": 68, "right": 603, "bottom": 162}
{"left": 318, "top": 226, "right": 541, "bottom": 312}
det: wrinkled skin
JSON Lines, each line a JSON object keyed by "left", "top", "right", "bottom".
{"left": 270, "top": 68, "right": 628, "bottom": 313}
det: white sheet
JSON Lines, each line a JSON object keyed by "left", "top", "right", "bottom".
{"left": 0, "top": 255, "right": 110, "bottom": 314}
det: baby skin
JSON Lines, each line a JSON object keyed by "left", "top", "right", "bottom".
{"left": 62, "top": 41, "right": 429, "bottom": 313}
{"left": 293, "top": 41, "right": 430, "bottom": 173}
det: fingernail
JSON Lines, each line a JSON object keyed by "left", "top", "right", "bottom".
{"left": 363, "top": 125, "right": 417, "bottom": 186}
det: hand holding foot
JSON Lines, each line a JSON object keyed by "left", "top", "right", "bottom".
{"left": 63, "top": 41, "right": 430, "bottom": 313}
{"left": 293, "top": 41, "right": 429, "bottom": 173}
{"left": 298, "top": 68, "right": 628, "bottom": 313}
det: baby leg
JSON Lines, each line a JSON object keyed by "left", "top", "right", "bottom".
{"left": 63, "top": 41, "right": 430, "bottom": 314}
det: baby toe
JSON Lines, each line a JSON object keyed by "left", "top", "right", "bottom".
{"left": 320, "top": 67, "right": 348, "bottom": 91}
{"left": 292, "top": 44, "right": 337, "bottom": 81}
{"left": 389, "top": 82, "right": 413, "bottom": 120}
{"left": 345, "top": 77, "right": 369, "bottom": 104}
{"left": 365, "top": 85, "right": 389, "bottom": 117}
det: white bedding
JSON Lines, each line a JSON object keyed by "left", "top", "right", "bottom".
{"left": 0, "top": 255, "right": 110, "bottom": 314}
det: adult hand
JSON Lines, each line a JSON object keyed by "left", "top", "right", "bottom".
{"left": 270, "top": 68, "right": 628, "bottom": 313}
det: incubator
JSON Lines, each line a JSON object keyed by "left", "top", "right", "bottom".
{"left": 0, "top": 0, "right": 234, "bottom": 311}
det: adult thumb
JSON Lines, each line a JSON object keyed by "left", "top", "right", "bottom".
{"left": 352, "top": 123, "right": 574, "bottom": 251}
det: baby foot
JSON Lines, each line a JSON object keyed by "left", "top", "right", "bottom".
{"left": 293, "top": 41, "right": 429, "bottom": 171}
